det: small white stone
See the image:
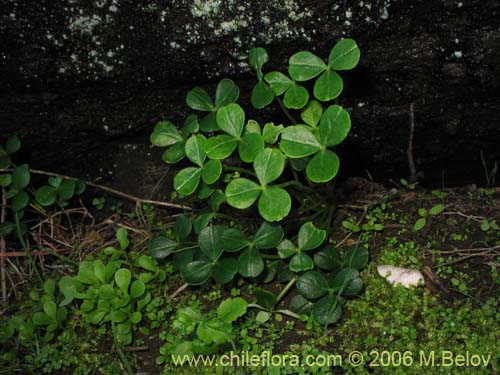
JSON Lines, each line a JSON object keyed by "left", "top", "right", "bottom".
{"left": 377, "top": 265, "right": 424, "bottom": 288}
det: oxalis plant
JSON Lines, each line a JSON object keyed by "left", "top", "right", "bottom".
{"left": 150, "top": 39, "right": 366, "bottom": 327}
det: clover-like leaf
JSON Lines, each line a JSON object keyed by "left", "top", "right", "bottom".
{"left": 313, "top": 295, "right": 342, "bottom": 325}
{"left": 130, "top": 280, "right": 146, "bottom": 299}
{"left": 290, "top": 295, "right": 314, "bottom": 315}
{"left": 115, "top": 269, "right": 131, "bottom": 292}
{"left": 182, "top": 114, "right": 200, "bottom": 136}
{"left": 298, "top": 222, "right": 326, "bottom": 251}
{"left": 343, "top": 244, "right": 369, "bottom": 270}
{"left": 258, "top": 187, "right": 291, "bottom": 222}
{"left": 162, "top": 142, "right": 186, "bottom": 164}
{"left": 330, "top": 268, "right": 363, "bottom": 296}
{"left": 186, "top": 87, "right": 215, "bottom": 111}
{"left": 12, "top": 164, "right": 30, "bottom": 191}
{"left": 212, "top": 258, "right": 239, "bottom": 285}
{"left": 221, "top": 228, "right": 249, "bottom": 252}
{"left": 238, "top": 132, "right": 264, "bottom": 163}
{"left": 150, "top": 121, "right": 183, "bottom": 147}
{"left": 305, "top": 149, "right": 340, "bottom": 183}
{"left": 245, "top": 120, "right": 261, "bottom": 134}
{"left": 149, "top": 236, "right": 178, "bottom": 260}
{"left": 185, "top": 134, "right": 207, "bottom": 167}
{"left": 254, "top": 148, "right": 285, "bottom": 186}
{"left": 59, "top": 179, "right": 76, "bottom": 201}
{"left": 215, "top": 78, "right": 239, "bottom": 108}
{"left": 283, "top": 84, "right": 309, "bottom": 109}
{"left": 277, "top": 239, "right": 297, "bottom": 259}
{"left": 5, "top": 136, "right": 21, "bottom": 155}
{"left": 253, "top": 288, "right": 277, "bottom": 310}
{"left": 225, "top": 178, "right": 261, "bottom": 209}
{"left": 217, "top": 297, "right": 248, "bottom": 323}
{"left": 200, "top": 112, "right": 219, "bottom": 132}
{"left": 314, "top": 246, "right": 342, "bottom": 271}
{"left": 313, "top": 69, "right": 343, "bottom": 102}
{"left": 201, "top": 159, "right": 222, "bottom": 184}
{"left": 173, "top": 216, "right": 192, "bottom": 242}
{"left": 12, "top": 191, "right": 29, "bottom": 211}
{"left": 280, "top": 126, "right": 321, "bottom": 159}
{"left": 319, "top": 105, "right": 351, "bottom": 147}
{"left": 253, "top": 222, "right": 284, "bottom": 249}
{"left": 301, "top": 100, "right": 323, "bottom": 127}
{"left": 251, "top": 81, "right": 275, "bottom": 109}
{"left": 296, "top": 271, "right": 328, "bottom": 300}
{"left": 249, "top": 47, "right": 269, "bottom": 80}
{"left": 174, "top": 167, "right": 201, "bottom": 196}
{"left": 289, "top": 51, "right": 327, "bottom": 81}
{"left": 262, "top": 123, "right": 283, "bottom": 144}
{"left": 35, "top": 185, "right": 58, "bottom": 206}
{"left": 289, "top": 252, "right": 314, "bottom": 272}
{"left": 239, "top": 248, "right": 264, "bottom": 278}
{"left": 198, "top": 225, "right": 225, "bottom": 262}
{"left": 328, "top": 38, "right": 360, "bottom": 71}
{"left": 181, "top": 261, "right": 213, "bottom": 285}
{"left": 264, "top": 71, "right": 293, "bottom": 96}
{"left": 204, "top": 135, "right": 238, "bottom": 159}
{"left": 216, "top": 103, "right": 245, "bottom": 138}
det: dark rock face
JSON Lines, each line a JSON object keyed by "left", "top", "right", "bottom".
{"left": 1, "top": 0, "right": 499, "bottom": 194}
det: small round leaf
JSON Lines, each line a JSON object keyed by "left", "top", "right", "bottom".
{"left": 328, "top": 38, "right": 361, "bottom": 71}
{"left": 258, "top": 187, "right": 291, "bottom": 222}
{"left": 204, "top": 135, "right": 238, "bottom": 159}
{"left": 186, "top": 87, "right": 214, "bottom": 111}
{"left": 251, "top": 81, "right": 275, "bottom": 109}
{"left": 306, "top": 149, "right": 340, "bottom": 183}
{"left": 185, "top": 134, "right": 207, "bottom": 167}
{"left": 238, "top": 248, "right": 264, "bottom": 278}
{"left": 215, "top": 78, "right": 239, "bottom": 107}
{"left": 201, "top": 159, "right": 222, "bottom": 185}
{"left": 225, "top": 178, "right": 261, "bottom": 209}
{"left": 289, "top": 51, "right": 327, "bottom": 81}
{"left": 283, "top": 84, "right": 309, "bottom": 109}
{"left": 280, "top": 125, "right": 321, "bottom": 159}
{"left": 216, "top": 103, "right": 245, "bottom": 138}
{"left": 254, "top": 148, "right": 286, "bottom": 186}
{"left": 173, "top": 167, "right": 201, "bottom": 196}
{"left": 319, "top": 105, "right": 351, "bottom": 147}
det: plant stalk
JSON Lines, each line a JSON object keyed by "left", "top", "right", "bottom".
{"left": 276, "top": 277, "right": 296, "bottom": 304}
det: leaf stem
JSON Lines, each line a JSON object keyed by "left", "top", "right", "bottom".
{"left": 223, "top": 166, "right": 256, "bottom": 177}
{"left": 276, "top": 277, "right": 296, "bottom": 304}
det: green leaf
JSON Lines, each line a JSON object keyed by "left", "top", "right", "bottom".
{"left": 264, "top": 71, "right": 293, "bottom": 96}
{"left": 43, "top": 279, "right": 56, "bottom": 297}
{"left": 58, "top": 179, "right": 76, "bottom": 201}
{"left": 75, "top": 180, "right": 86, "bottom": 195}
{"left": 238, "top": 133, "right": 264, "bottom": 163}
{"left": 238, "top": 248, "right": 264, "bottom": 278}
{"left": 204, "top": 135, "right": 238, "bottom": 159}
{"left": 208, "top": 189, "right": 225, "bottom": 212}
{"left": 225, "top": 178, "right": 261, "bottom": 209}
{"left": 301, "top": 100, "right": 323, "bottom": 127}
{"left": 245, "top": 120, "right": 261, "bottom": 134}
{"left": 43, "top": 301, "right": 58, "bottom": 321}
{"left": 212, "top": 258, "right": 239, "bottom": 284}
{"left": 343, "top": 245, "right": 369, "bottom": 270}
{"left": 288, "top": 51, "right": 327, "bottom": 81}
{"left": 313, "top": 295, "right": 342, "bottom": 325}
{"left": 12, "top": 164, "right": 30, "bottom": 191}
{"left": 35, "top": 185, "right": 57, "bottom": 206}
{"left": 186, "top": 87, "right": 215, "bottom": 111}
{"left": 98, "top": 284, "right": 115, "bottom": 299}
{"left": 162, "top": 142, "right": 186, "bottom": 164}
{"left": 182, "top": 114, "right": 200, "bottom": 136}
{"left": 328, "top": 38, "right": 360, "bottom": 71}
{"left": 313, "top": 70, "right": 343, "bottom": 102}
{"left": 258, "top": 187, "right": 291, "bottom": 222}
{"left": 215, "top": 78, "right": 239, "bottom": 107}
{"left": 413, "top": 217, "right": 427, "bottom": 231}
{"left": 262, "top": 123, "right": 283, "bottom": 144}
{"left": 48, "top": 176, "right": 63, "bottom": 188}
{"left": 298, "top": 222, "right": 326, "bottom": 251}
{"left": 198, "top": 225, "right": 225, "bottom": 262}
{"left": 130, "top": 280, "right": 146, "bottom": 299}
{"left": 253, "top": 288, "right": 276, "bottom": 310}
{"left": 277, "top": 239, "right": 297, "bottom": 258}
{"left": 201, "top": 159, "right": 222, "bottom": 184}
{"left": 296, "top": 271, "right": 328, "bottom": 300}
{"left": 33, "top": 312, "right": 51, "bottom": 326}
{"left": 221, "top": 228, "right": 249, "bottom": 252}
{"left": 150, "top": 121, "right": 183, "bottom": 147}
{"left": 254, "top": 148, "right": 285, "bottom": 186}
{"left": 331, "top": 268, "right": 363, "bottom": 296}
{"left": 111, "top": 310, "right": 127, "bottom": 323}
{"left": 429, "top": 204, "right": 445, "bottom": 216}
{"left": 93, "top": 260, "right": 107, "bottom": 283}
{"left": 200, "top": 112, "right": 219, "bottom": 132}
{"left": 289, "top": 157, "right": 309, "bottom": 171}
{"left": 6, "top": 136, "right": 21, "bottom": 155}
{"left": 115, "top": 269, "right": 132, "bottom": 292}
{"left": 0, "top": 174, "right": 11, "bottom": 187}
{"left": 251, "top": 81, "right": 275, "bottom": 109}
{"left": 253, "top": 222, "right": 284, "bottom": 249}
{"left": 12, "top": 191, "right": 29, "bottom": 211}
{"left": 196, "top": 319, "right": 228, "bottom": 345}
{"left": 314, "top": 246, "right": 342, "bottom": 271}
{"left": 290, "top": 295, "right": 313, "bottom": 315}
{"left": 173, "top": 216, "right": 192, "bottom": 242}
{"left": 217, "top": 297, "right": 248, "bottom": 323}
{"left": 289, "top": 252, "right": 314, "bottom": 272}
{"left": 174, "top": 167, "right": 201, "bottom": 196}
{"left": 283, "top": 84, "right": 309, "bottom": 109}
{"left": 136, "top": 255, "right": 158, "bottom": 272}
{"left": 181, "top": 261, "right": 213, "bottom": 285}
{"left": 216, "top": 103, "right": 245, "bottom": 137}
{"left": 256, "top": 311, "right": 270, "bottom": 323}
{"left": 249, "top": 47, "right": 268, "bottom": 79}
{"left": 185, "top": 135, "right": 207, "bottom": 167}
{"left": 193, "top": 212, "right": 215, "bottom": 234}
{"left": 319, "top": 105, "right": 351, "bottom": 147}
{"left": 280, "top": 126, "right": 321, "bottom": 158}
{"left": 148, "top": 236, "right": 178, "bottom": 260}
{"left": 305, "top": 149, "right": 340, "bottom": 183}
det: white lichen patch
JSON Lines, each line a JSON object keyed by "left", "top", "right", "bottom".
{"left": 377, "top": 265, "right": 424, "bottom": 288}
{"left": 68, "top": 15, "right": 103, "bottom": 35}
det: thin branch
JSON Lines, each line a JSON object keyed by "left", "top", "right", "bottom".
{"left": 407, "top": 102, "right": 417, "bottom": 184}
{"left": 0, "top": 168, "right": 192, "bottom": 211}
